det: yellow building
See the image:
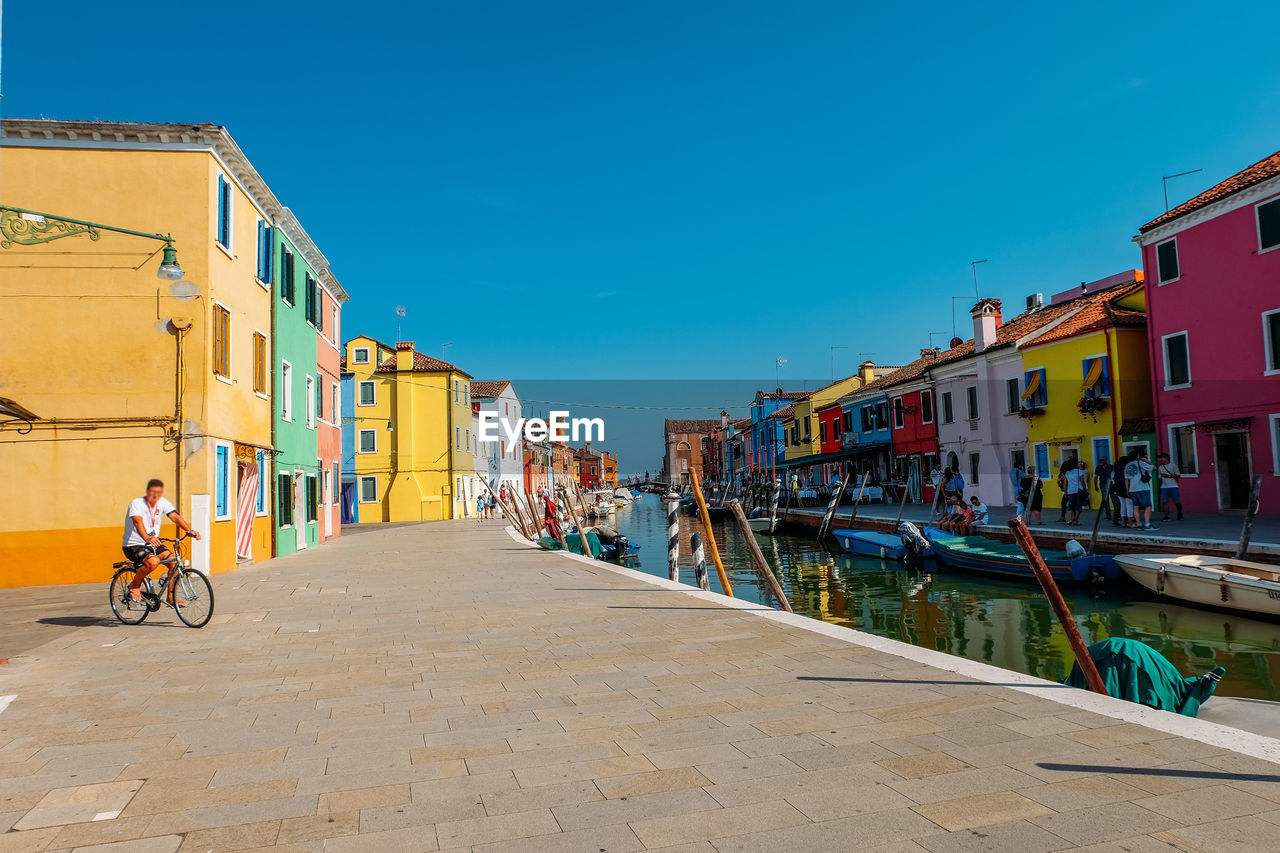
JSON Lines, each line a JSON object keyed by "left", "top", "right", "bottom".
{"left": 0, "top": 119, "right": 323, "bottom": 585}
{"left": 781, "top": 362, "right": 885, "bottom": 473}
{"left": 1018, "top": 273, "right": 1151, "bottom": 511}
{"left": 345, "top": 337, "right": 474, "bottom": 522}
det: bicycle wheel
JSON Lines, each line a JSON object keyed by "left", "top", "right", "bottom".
{"left": 109, "top": 568, "right": 150, "bottom": 625}
{"left": 171, "top": 569, "right": 214, "bottom": 628}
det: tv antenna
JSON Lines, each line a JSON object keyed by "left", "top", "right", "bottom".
{"left": 395, "top": 305, "right": 406, "bottom": 339}
{"left": 1162, "top": 169, "right": 1203, "bottom": 211}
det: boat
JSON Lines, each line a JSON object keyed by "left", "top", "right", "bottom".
{"left": 601, "top": 540, "right": 640, "bottom": 561}
{"left": 833, "top": 528, "right": 933, "bottom": 561}
{"left": 1116, "top": 554, "right": 1280, "bottom": 619}
{"left": 748, "top": 516, "right": 779, "bottom": 534}
{"left": 923, "top": 527, "right": 1119, "bottom": 583}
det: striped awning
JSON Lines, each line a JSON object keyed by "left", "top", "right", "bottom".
{"left": 1081, "top": 358, "right": 1104, "bottom": 391}
{"left": 1021, "top": 370, "right": 1042, "bottom": 402}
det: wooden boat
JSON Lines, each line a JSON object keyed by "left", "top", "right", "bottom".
{"left": 748, "top": 517, "right": 779, "bottom": 534}
{"left": 1116, "top": 554, "right": 1280, "bottom": 619}
{"left": 923, "top": 526, "right": 1119, "bottom": 583}
{"left": 833, "top": 528, "right": 932, "bottom": 561}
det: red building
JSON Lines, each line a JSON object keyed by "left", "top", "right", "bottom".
{"left": 885, "top": 350, "right": 942, "bottom": 504}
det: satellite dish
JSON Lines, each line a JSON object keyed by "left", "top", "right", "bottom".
{"left": 949, "top": 337, "right": 964, "bottom": 349}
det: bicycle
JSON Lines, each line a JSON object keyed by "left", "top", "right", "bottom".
{"left": 109, "top": 533, "right": 215, "bottom": 628}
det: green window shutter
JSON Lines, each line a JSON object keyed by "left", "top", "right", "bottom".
{"left": 1259, "top": 198, "right": 1280, "bottom": 251}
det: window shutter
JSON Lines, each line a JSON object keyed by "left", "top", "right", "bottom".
{"left": 217, "top": 177, "right": 227, "bottom": 245}
{"left": 256, "top": 220, "right": 264, "bottom": 278}
{"left": 265, "top": 227, "right": 274, "bottom": 283}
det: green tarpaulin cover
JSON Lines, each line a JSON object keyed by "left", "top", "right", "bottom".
{"left": 536, "top": 532, "right": 603, "bottom": 559}
{"left": 1063, "top": 637, "right": 1224, "bottom": 717}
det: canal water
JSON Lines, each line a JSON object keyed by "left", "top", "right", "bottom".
{"left": 609, "top": 493, "right": 1280, "bottom": 700}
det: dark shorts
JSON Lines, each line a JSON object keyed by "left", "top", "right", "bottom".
{"left": 1160, "top": 486, "right": 1181, "bottom": 503}
{"left": 122, "top": 544, "right": 163, "bottom": 564}
{"left": 1066, "top": 492, "right": 1084, "bottom": 512}
{"left": 1132, "top": 491, "right": 1153, "bottom": 509}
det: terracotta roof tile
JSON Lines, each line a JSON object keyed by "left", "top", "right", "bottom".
{"left": 755, "top": 389, "right": 810, "bottom": 401}
{"left": 766, "top": 404, "right": 797, "bottom": 421}
{"left": 664, "top": 418, "right": 721, "bottom": 435}
{"left": 1140, "top": 150, "right": 1280, "bottom": 233}
{"left": 1020, "top": 280, "right": 1145, "bottom": 348}
{"left": 374, "top": 350, "right": 471, "bottom": 377}
{"left": 471, "top": 380, "right": 511, "bottom": 398}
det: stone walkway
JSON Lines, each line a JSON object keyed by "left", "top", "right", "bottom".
{"left": 2, "top": 521, "right": 1279, "bottom": 852}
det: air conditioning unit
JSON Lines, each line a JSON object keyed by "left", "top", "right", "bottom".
{"left": 1027, "top": 293, "right": 1045, "bottom": 311}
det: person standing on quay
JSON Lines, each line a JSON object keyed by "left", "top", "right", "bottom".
{"left": 1019, "top": 467, "right": 1043, "bottom": 524}
{"left": 1055, "top": 459, "right": 1074, "bottom": 523}
{"left": 1157, "top": 452, "right": 1184, "bottom": 521}
{"left": 1061, "top": 460, "right": 1087, "bottom": 525}
{"left": 1125, "top": 449, "right": 1157, "bottom": 530}
{"left": 1094, "top": 456, "right": 1118, "bottom": 524}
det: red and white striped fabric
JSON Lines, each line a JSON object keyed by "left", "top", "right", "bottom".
{"left": 236, "top": 460, "right": 259, "bottom": 558}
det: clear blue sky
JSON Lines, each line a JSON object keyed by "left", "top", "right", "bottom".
{"left": 4, "top": 1, "right": 1278, "bottom": 382}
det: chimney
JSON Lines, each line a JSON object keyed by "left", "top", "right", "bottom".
{"left": 920, "top": 348, "right": 940, "bottom": 361}
{"left": 720, "top": 410, "right": 729, "bottom": 428}
{"left": 971, "top": 299, "right": 1002, "bottom": 353}
{"left": 395, "top": 340, "right": 415, "bottom": 370}
{"left": 858, "top": 361, "right": 876, "bottom": 384}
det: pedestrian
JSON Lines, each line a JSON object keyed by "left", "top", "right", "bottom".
{"left": 949, "top": 469, "right": 965, "bottom": 501}
{"left": 1062, "top": 460, "right": 1087, "bottom": 525}
{"left": 1018, "top": 467, "right": 1043, "bottom": 524}
{"left": 1055, "top": 460, "right": 1074, "bottom": 523}
{"left": 487, "top": 491, "right": 497, "bottom": 519}
{"left": 1124, "top": 449, "right": 1157, "bottom": 530}
{"left": 1113, "top": 464, "right": 1133, "bottom": 528}
{"left": 474, "top": 494, "right": 485, "bottom": 522}
{"left": 1156, "top": 452, "right": 1184, "bottom": 521}
{"left": 1008, "top": 461, "right": 1025, "bottom": 507}
{"left": 1094, "top": 456, "right": 1119, "bottom": 523}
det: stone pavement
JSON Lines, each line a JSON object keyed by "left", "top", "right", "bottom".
{"left": 1, "top": 521, "right": 1279, "bottom": 852}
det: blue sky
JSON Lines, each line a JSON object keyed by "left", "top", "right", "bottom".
{"left": 4, "top": 1, "right": 1279, "bottom": 382}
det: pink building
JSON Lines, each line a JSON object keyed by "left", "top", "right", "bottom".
{"left": 311, "top": 255, "right": 348, "bottom": 542}
{"left": 1135, "top": 150, "right": 1280, "bottom": 515}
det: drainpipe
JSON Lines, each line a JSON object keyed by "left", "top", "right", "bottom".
{"left": 1105, "top": 329, "right": 1120, "bottom": 506}
{"left": 446, "top": 375, "right": 454, "bottom": 519}
{"left": 171, "top": 319, "right": 192, "bottom": 516}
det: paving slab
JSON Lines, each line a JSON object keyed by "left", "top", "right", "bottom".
{"left": 0, "top": 520, "right": 1277, "bottom": 851}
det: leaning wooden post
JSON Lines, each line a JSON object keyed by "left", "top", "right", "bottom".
{"left": 1086, "top": 482, "right": 1112, "bottom": 555}
{"left": 892, "top": 482, "right": 911, "bottom": 527}
{"left": 663, "top": 490, "right": 680, "bottom": 582}
{"left": 817, "top": 475, "right": 850, "bottom": 541}
{"left": 690, "top": 532, "right": 710, "bottom": 591}
{"left": 1234, "top": 475, "right": 1264, "bottom": 560}
{"left": 690, "top": 467, "right": 734, "bottom": 596}
{"left": 728, "top": 500, "right": 793, "bottom": 612}
{"left": 1007, "top": 517, "right": 1108, "bottom": 695}
{"left": 525, "top": 492, "right": 541, "bottom": 536}
{"left": 545, "top": 494, "right": 569, "bottom": 551}
{"left": 768, "top": 481, "right": 781, "bottom": 535}
{"left": 492, "top": 488, "right": 531, "bottom": 539}
{"left": 845, "top": 472, "right": 870, "bottom": 526}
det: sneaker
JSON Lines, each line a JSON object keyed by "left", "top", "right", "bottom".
{"left": 1145, "top": 524, "right": 1159, "bottom": 531}
{"left": 1162, "top": 516, "right": 1171, "bottom": 521}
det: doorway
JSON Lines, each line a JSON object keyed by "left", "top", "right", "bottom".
{"left": 294, "top": 473, "right": 306, "bottom": 550}
{"left": 341, "top": 482, "right": 357, "bottom": 524}
{"left": 1214, "top": 432, "right": 1252, "bottom": 510}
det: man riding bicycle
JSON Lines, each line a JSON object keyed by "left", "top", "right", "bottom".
{"left": 122, "top": 478, "right": 200, "bottom": 602}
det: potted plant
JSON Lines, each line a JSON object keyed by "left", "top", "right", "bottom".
{"left": 1077, "top": 396, "right": 1109, "bottom": 422}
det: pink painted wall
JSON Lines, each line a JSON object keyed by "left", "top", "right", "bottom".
{"left": 1142, "top": 185, "right": 1280, "bottom": 515}
{"left": 317, "top": 286, "right": 343, "bottom": 540}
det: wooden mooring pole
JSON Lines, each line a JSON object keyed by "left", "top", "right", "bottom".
{"left": 690, "top": 532, "right": 710, "bottom": 591}
{"left": 728, "top": 499, "right": 793, "bottom": 613}
{"left": 1007, "top": 517, "right": 1108, "bottom": 696}
{"left": 664, "top": 490, "right": 680, "bottom": 582}
{"left": 690, "top": 467, "right": 734, "bottom": 596}
{"left": 1087, "top": 483, "right": 1111, "bottom": 555}
{"left": 1234, "top": 475, "right": 1264, "bottom": 560}
{"left": 817, "top": 475, "right": 850, "bottom": 542}
{"left": 845, "top": 472, "right": 870, "bottom": 527}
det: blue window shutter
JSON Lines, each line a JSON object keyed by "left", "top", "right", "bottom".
{"left": 256, "top": 220, "right": 264, "bottom": 278}
{"left": 216, "top": 177, "right": 227, "bottom": 245}
{"left": 1101, "top": 356, "right": 1111, "bottom": 397}
{"left": 1038, "top": 368, "right": 1048, "bottom": 407}
{"left": 256, "top": 451, "right": 266, "bottom": 513}
{"left": 216, "top": 446, "right": 228, "bottom": 516}
{"left": 266, "top": 227, "right": 274, "bottom": 283}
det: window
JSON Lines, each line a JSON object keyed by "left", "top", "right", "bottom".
{"left": 331, "top": 305, "right": 338, "bottom": 341}
{"left": 278, "top": 473, "right": 294, "bottom": 525}
{"left": 466, "top": 429, "right": 471, "bottom": 452}
{"left": 255, "top": 451, "right": 267, "bottom": 514}
{"left": 212, "top": 304, "right": 231, "bottom": 379}
{"left": 332, "top": 462, "right": 340, "bottom": 503}
{"left": 1006, "top": 377, "right": 1020, "bottom": 414}
{"left": 968, "top": 452, "right": 980, "bottom": 485}
{"left": 819, "top": 422, "right": 827, "bottom": 444}
{"left": 860, "top": 406, "right": 874, "bottom": 432}
{"left": 358, "top": 380, "right": 375, "bottom": 406}
{"left": 280, "top": 246, "right": 296, "bottom": 305}
{"left": 1010, "top": 448, "right": 1026, "bottom": 472}
{"left": 252, "top": 332, "right": 267, "bottom": 395}
{"left": 1022, "top": 368, "right": 1048, "bottom": 408}
{"left": 1156, "top": 238, "right": 1179, "bottom": 283}
{"left": 305, "top": 376, "right": 316, "bottom": 428}
{"left": 215, "top": 444, "right": 230, "bottom": 518}
{"left": 281, "top": 361, "right": 293, "bottom": 421}
{"left": 323, "top": 468, "right": 330, "bottom": 508}
{"left": 216, "top": 175, "right": 232, "bottom": 249}
{"left": 1259, "top": 198, "right": 1280, "bottom": 252}
{"left": 1271, "top": 415, "right": 1280, "bottom": 475}
{"left": 453, "top": 380, "right": 460, "bottom": 404}
{"left": 941, "top": 391, "right": 954, "bottom": 424}
{"left": 358, "top": 429, "right": 377, "bottom": 453}
{"left": 842, "top": 411, "right": 852, "bottom": 433}
{"left": 255, "top": 220, "right": 273, "bottom": 283}
{"left": 332, "top": 384, "right": 340, "bottom": 423}
{"left": 1169, "top": 423, "right": 1198, "bottom": 475}
{"left": 304, "top": 272, "right": 318, "bottom": 328}
{"left": 1264, "top": 310, "right": 1280, "bottom": 373}
{"left": 892, "top": 397, "right": 904, "bottom": 429}
{"left": 965, "top": 386, "right": 979, "bottom": 420}
{"left": 1163, "top": 332, "right": 1191, "bottom": 388}
{"left": 455, "top": 426, "right": 461, "bottom": 450}
{"left": 1082, "top": 355, "right": 1111, "bottom": 398}
{"left": 359, "top": 476, "right": 378, "bottom": 503}
{"left": 920, "top": 390, "right": 934, "bottom": 424}
{"left": 306, "top": 476, "right": 318, "bottom": 523}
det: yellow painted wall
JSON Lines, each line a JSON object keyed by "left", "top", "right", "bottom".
{"left": 1, "top": 142, "right": 274, "bottom": 586}
{"left": 1022, "top": 327, "right": 1151, "bottom": 510}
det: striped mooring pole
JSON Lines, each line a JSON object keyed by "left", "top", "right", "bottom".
{"left": 690, "top": 531, "right": 709, "bottom": 591}
{"left": 664, "top": 490, "right": 680, "bottom": 582}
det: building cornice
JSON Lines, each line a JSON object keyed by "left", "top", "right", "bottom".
{"left": 1134, "top": 172, "right": 1280, "bottom": 246}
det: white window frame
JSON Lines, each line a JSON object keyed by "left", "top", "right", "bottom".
{"left": 1270, "top": 414, "right": 1280, "bottom": 475}
{"left": 357, "top": 380, "right": 376, "bottom": 407}
{"left": 941, "top": 391, "right": 954, "bottom": 424}
{"left": 280, "top": 359, "right": 293, "bottom": 421}
{"left": 1155, "top": 236, "right": 1180, "bottom": 285}
{"left": 358, "top": 429, "right": 378, "bottom": 454}
{"left": 216, "top": 173, "right": 234, "bottom": 258}
{"left": 353, "top": 346, "right": 370, "bottom": 365}
{"left": 214, "top": 439, "right": 234, "bottom": 521}
{"left": 1005, "top": 376, "right": 1021, "bottom": 414}
{"left": 254, "top": 217, "right": 270, "bottom": 289}
{"left": 1090, "top": 436, "right": 1114, "bottom": 470}
{"left": 331, "top": 305, "right": 339, "bottom": 345}
{"left": 359, "top": 475, "right": 378, "bottom": 504}
{"left": 1257, "top": 197, "right": 1280, "bottom": 255}
{"left": 1262, "top": 309, "right": 1280, "bottom": 376}
{"left": 305, "top": 375, "right": 316, "bottom": 429}
{"left": 332, "top": 382, "right": 340, "bottom": 425}
{"left": 920, "top": 390, "right": 934, "bottom": 425}
{"left": 306, "top": 473, "right": 318, "bottom": 524}
{"left": 891, "top": 396, "right": 904, "bottom": 430}
{"left": 965, "top": 385, "right": 979, "bottom": 421}
{"left": 255, "top": 451, "right": 271, "bottom": 517}
{"left": 1161, "top": 330, "right": 1192, "bottom": 390}
{"left": 1167, "top": 421, "right": 1199, "bottom": 478}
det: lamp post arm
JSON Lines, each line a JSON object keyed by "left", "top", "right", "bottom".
{"left": 0, "top": 204, "right": 174, "bottom": 248}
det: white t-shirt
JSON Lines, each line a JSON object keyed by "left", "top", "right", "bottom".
{"left": 1063, "top": 468, "right": 1086, "bottom": 495}
{"left": 1158, "top": 463, "right": 1179, "bottom": 488}
{"left": 1125, "top": 460, "right": 1153, "bottom": 494}
{"left": 123, "top": 496, "right": 176, "bottom": 547}
{"left": 971, "top": 501, "right": 988, "bottom": 522}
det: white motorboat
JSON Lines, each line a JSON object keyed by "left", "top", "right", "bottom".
{"left": 1116, "top": 554, "right": 1280, "bottom": 619}
{"left": 747, "top": 516, "right": 779, "bottom": 535}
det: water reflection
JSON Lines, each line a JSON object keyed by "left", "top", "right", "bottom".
{"left": 617, "top": 494, "right": 1280, "bottom": 700}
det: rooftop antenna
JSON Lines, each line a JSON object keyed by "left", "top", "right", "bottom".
{"left": 970, "top": 259, "right": 989, "bottom": 300}
{"left": 395, "top": 305, "right": 406, "bottom": 340}
{"left": 949, "top": 295, "right": 973, "bottom": 340}
{"left": 1162, "top": 169, "right": 1203, "bottom": 211}
{"left": 927, "top": 331, "right": 948, "bottom": 349}
{"left": 442, "top": 342, "right": 454, "bottom": 360}
{"left": 775, "top": 356, "right": 787, "bottom": 386}
{"left": 829, "top": 345, "right": 847, "bottom": 381}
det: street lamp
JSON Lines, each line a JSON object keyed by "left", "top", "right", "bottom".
{"left": 0, "top": 204, "right": 183, "bottom": 281}
{"left": 157, "top": 242, "right": 183, "bottom": 280}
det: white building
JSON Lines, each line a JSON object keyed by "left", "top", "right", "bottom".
{"left": 472, "top": 380, "right": 525, "bottom": 492}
